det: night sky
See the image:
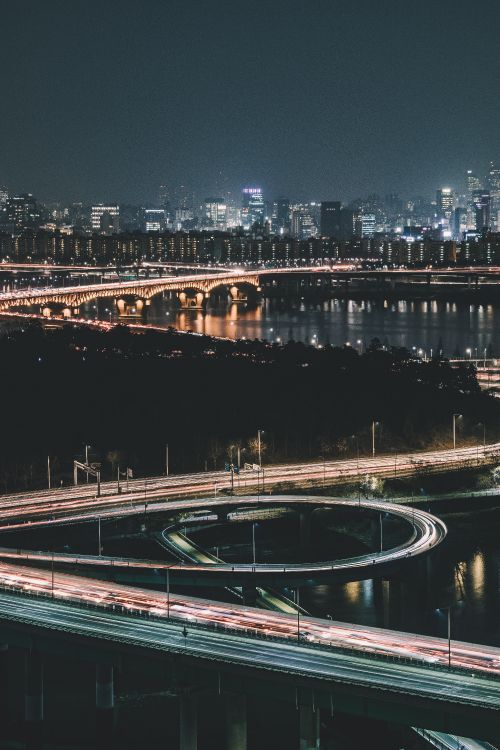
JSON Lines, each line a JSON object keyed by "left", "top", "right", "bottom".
{"left": 1, "top": 0, "right": 499, "bottom": 204}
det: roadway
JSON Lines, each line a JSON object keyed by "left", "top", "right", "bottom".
{"left": 0, "top": 565, "right": 500, "bottom": 685}
{"left": 0, "top": 444, "right": 496, "bottom": 530}
{"left": 0, "top": 495, "right": 446, "bottom": 581}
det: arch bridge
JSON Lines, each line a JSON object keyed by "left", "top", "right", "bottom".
{"left": 0, "top": 271, "right": 261, "bottom": 316}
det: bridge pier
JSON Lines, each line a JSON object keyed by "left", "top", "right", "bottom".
{"left": 299, "top": 705, "right": 320, "bottom": 750}
{"left": 96, "top": 663, "right": 115, "bottom": 747}
{"left": 24, "top": 650, "right": 43, "bottom": 749}
{"left": 226, "top": 693, "right": 247, "bottom": 750}
{"left": 178, "top": 291, "right": 205, "bottom": 310}
{"left": 179, "top": 692, "right": 198, "bottom": 750}
{"left": 0, "top": 643, "right": 8, "bottom": 725}
{"left": 115, "top": 297, "right": 148, "bottom": 319}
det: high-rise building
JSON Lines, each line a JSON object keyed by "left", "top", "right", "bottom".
{"left": 0, "top": 186, "right": 8, "bottom": 206}
{"left": 320, "top": 201, "right": 341, "bottom": 238}
{"left": 271, "top": 198, "right": 290, "bottom": 234}
{"left": 158, "top": 184, "right": 170, "bottom": 209}
{"left": 488, "top": 162, "right": 500, "bottom": 230}
{"left": 466, "top": 170, "right": 482, "bottom": 199}
{"left": 436, "top": 188, "right": 454, "bottom": 221}
{"left": 466, "top": 171, "right": 482, "bottom": 229}
{"left": 4, "top": 194, "right": 43, "bottom": 229}
{"left": 361, "top": 213, "right": 376, "bottom": 238}
{"left": 473, "top": 190, "right": 491, "bottom": 232}
{"left": 91, "top": 204, "right": 120, "bottom": 234}
{"left": 241, "top": 188, "right": 264, "bottom": 228}
{"left": 143, "top": 209, "right": 165, "bottom": 232}
{"left": 204, "top": 198, "right": 227, "bottom": 230}
{"left": 453, "top": 207, "right": 468, "bottom": 239}
{"left": 339, "top": 208, "right": 354, "bottom": 240}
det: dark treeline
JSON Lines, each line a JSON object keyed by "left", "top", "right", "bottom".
{"left": 0, "top": 322, "right": 495, "bottom": 491}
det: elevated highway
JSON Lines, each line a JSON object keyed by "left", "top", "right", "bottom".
{"left": 0, "top": 496, "right": 446, "bottom": 585}
{"left": 0, "top": 443, "right": 497, "bottom": 530}
{"left": 0, "top": 455, "right": 497, "bottom": 740}
{"left": 0, "top": 573, "right": 499, "bottom": 741}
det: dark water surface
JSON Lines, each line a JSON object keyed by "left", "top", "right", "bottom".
{"left": 141, "top": 296, "right": 500, "bottom": 355}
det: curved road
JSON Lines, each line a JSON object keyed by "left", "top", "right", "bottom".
{"left": 0, "top": 443, "right": 496, "bottom": 530}
{"left": 0, "top": 496, "right": 446, "bottom": 577}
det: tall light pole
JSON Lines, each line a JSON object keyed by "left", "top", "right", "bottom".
{"left": 252, "top": 522, "right": 256, "bottom": 565}
{"left": 452, "top": 413, "right": 461, "bottom": 450}
{"left": 372, "top": 421, "right": 378, "bottom": 457}
{"left": 166, "top": 567, "right": 170, "bottom": 618}
{"left": 296, "top": 588, "right": 300, "bottom": 642}
{"left": 166, "top": 444, "right": 169, "bottom": 476}
{"left": 85, "top": 444, "right": 90, "bottom": 483}
{"left": 47, "top": 455, "right": 51, "bottom": 490}
{"left": 257, "top": 429, "right": 263, "bottom": 469}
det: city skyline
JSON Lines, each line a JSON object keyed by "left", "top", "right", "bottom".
{"left": 2, "top": 0, "right": 500, "bottom": 204}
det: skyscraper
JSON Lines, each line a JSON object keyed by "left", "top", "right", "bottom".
{"left": 473, "top": 190, "right": 491, "bottom": 232}
{"left": 466, "top": 171, "right": 482, "bottom": 230}
{"left": 271, "top": 198, "right": 290, "bottom": 234}
{"left": 436, "top": 188, "right": 454, "bottom": 221}
{"left": 466, "top": 170, "right": 482, "bottom": 199}
{"left": 320, "top": 201, "right": 341, "bottom": 238}
{"left": 143, "top": 209, "right": 165, "bottom": 232}
{"left": 488, "top": 162, "right": 500, "bottom": 230}
{"left": 204, "top": 198, "right": 227, "bottom": 230}
{"left": 241, "top": 188, "right": 264, "bottom": 228}
{"left": 91, "top": 204, "right": 120, "bottom": 234}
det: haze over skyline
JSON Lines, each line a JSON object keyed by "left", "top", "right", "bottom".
{"left": 1, "top": 0, "right": 499, "bottom": 204}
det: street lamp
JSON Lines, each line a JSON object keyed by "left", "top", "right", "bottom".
{"left": 257, "top": 429, "right": 264, "bottom": 470}
{"left": 436, "top": 606, "right": 452, "bottom": 668}
{"left": 452, "top": 413, "right": 461, "bottom": 450}
{"left": 372, "top": 421, "right": 379, "bottom": 457}
{"left": 477, "top": 422, "right": 486, "bottom": 455}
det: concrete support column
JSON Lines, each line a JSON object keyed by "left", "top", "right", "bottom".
{"left": 179, "top": 693, "right": 198, "bottom": 750}
{"left": 25, "top": 650, "right": 43, "bottom": 749}
{"left": 226, "top": 694, "right": 247, "bottom": 750}
{"left": 299, "top": 705, "right": 320, "bottom": 750}
{"left": 0, "top": 644, "right": 8, "bottom": 725}
{"left": 96, "top": 663, "right": 115, "bottom": 747}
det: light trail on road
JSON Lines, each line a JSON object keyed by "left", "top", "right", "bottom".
{"left": 0, "top": 444, "right": 497, "bottom": 529}
{"left": 0, "top": 560, "right": 499, "bottom": 681}
{"left": 0, "top": 495, "right": 446, "bottom": 576}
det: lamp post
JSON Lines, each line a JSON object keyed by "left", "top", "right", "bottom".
{"left": 442, "top": 606, "right": 452, "bottom": 667}
{"left": 372, "top": 421, "right": 379, "bottom": 457}
{"left": 257, "top": 429, "right": 263, "bottom": 469}
{"left": 252, "top": 522, "right": 256, "bottom": 565}
{"left": 452, "top": 413, "right": 461, "bottom": 450}
{"left": 296, "top": 588, "right": 300, "bottom": 642}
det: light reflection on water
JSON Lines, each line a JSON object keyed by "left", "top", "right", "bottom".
{"left": 303, "top": 542, "right": 500, "bottom": 646}
{"left": 138, "top": 296, "right": 500, "bottom": 354}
